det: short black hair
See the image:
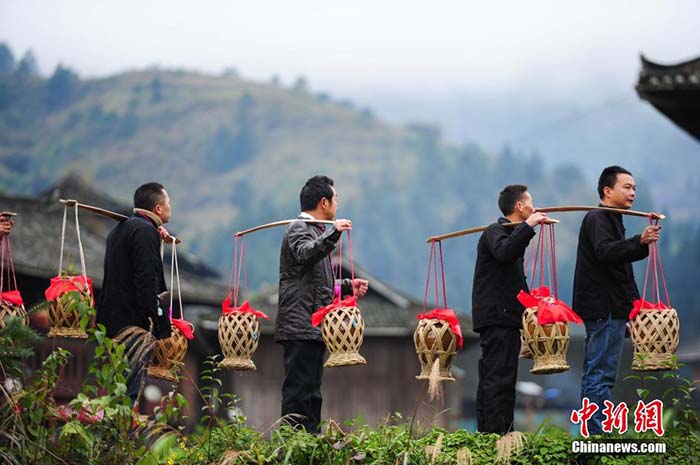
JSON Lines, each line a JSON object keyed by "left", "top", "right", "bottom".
{"left": 300, "top": 175, "right": 335, "bottom": 211}
{"left": 597, "top": 166, "right": 632, "bottom": 199}
{"left": 498, "top": 185, "right": 528, "bottom": 216}
{"left": 134, "top": 182, "right": 166, "bottom": 210}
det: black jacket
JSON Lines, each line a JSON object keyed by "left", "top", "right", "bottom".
{"left": 275, "top": 216, "right": 352, "bottom": 342}
{"left": 96, "top": 214, "right": 170, "bottom": 338}
{"left": 471, "top": 218, "right": 536, "bottom": 332}
{"left": 573, "top": 207, "right": 649, "bottom": 321}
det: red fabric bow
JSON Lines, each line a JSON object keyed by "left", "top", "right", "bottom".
{"left": 221, "top": 296, "right": 270, "bottom": 320}
{"left": 416, "top": 308, "right": 463, "bottom": 349}
{"left": 172, "top": 318, "right": 195, "bottom": 340}
{"left": 517, "top": 287, "right": 583, "bottom": 325}
{"left": 0, "top": 290, "right": 23, "bottom": 306}
{"left": 311, "top": 296, "right": 358, "bottom": 327}
{"left": 44, "top": 276, "right": 94, "bottom": 302}
{"left": 629, "top": 299, "right": 670, "bottom": 321}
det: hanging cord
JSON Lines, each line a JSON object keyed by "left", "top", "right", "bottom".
{"left": 5, "top": 235, "right": 19, "bottom": 292}
{"left": 422, "top": 242, "right": 436, "bottom": 312}
{"left": 0, "top": 236, "right": 5, "bottom": 293}
{"left": 58, "top": 204, "right": 68, "bottom": 275}
{"left": 168, "top": 241, "right": 185, "bottom": 320}
{"left": 240, "top": 239, "right": 248, "bottom": 304}
{"left": 347, "top": 231, "right": 356, "bottom": 297}
{"left": 227, "top": 235, "right": 238, "bottom": 307}
{"left": 549, "top": 224, "right": 559, "bottom": 299}
{"left": 438, "top": 241, "right": 448, "bottom": 309}
{"left": 74, "top": 204, "right": 90, "bottom": 298}
{"left": 422, "top": 241, "right": 449, "bottom": 311}
{"left": 640, "top": 217, "right": 671, "bottom": 307}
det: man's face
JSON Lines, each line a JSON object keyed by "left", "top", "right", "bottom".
{"left": 605, "top": 173, "right": 636, "bottom": 209}
{"left": 515, "top": 191, "right": 534, "bottom": 219}
{"left": 153, "top": 189, "right": 172, "bottom": 224}
{"left": 320, "top": 186, "right": 338, "bottom": 220}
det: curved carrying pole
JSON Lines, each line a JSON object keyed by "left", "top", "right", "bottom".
{"left": 536, "top": 205, "right": 665, "bottom": 220}
{"left": 235, "top": 218, "right": 336, "bottom": 237}
{"left": 426, "top": 218, "right": 560, "bottom": 243}
{"left": 59, "top": 199, "right": 181, "bottom": 244}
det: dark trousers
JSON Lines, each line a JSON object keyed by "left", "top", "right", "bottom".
{"left": 280, "top": 340, "right": 326, "bottom": 433}
{"left": 476, "top": 326, "right": 520, "bottom": 434}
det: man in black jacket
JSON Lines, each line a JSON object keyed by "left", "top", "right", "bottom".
{"left": 276, "top": 175, "right": 368, "bottom": 433}
{"left": 97, "top": 182, "right": 172, "bottom": 404}
{"left": 472, "top": 185, "right": 547, "bottom": 434}
{"left": 574, "top": 166, "right": 660, "bottom": 435}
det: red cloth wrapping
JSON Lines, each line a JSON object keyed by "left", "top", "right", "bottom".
{"left": 221, "top": 296, "right": 270, "bottom": 320}
{"left": 629, "top": 299, "right": 670, "bottom": 321}
{"left": 311, "top": 296, "right": 358, "bottom": 327}
{"left": 0, "top": 290, "right": 23, "bottom": 306}
{"left": 416, "top": 308, "right": 464, "bottom": 349}
{"left": 44, "top": 276, "right": 94, "bottom": 302}
{"left": 171, "top": 318, "right": 195, "bottom": 340}
{"left": 517, "top": 287, "right": 583, "bottom": 325}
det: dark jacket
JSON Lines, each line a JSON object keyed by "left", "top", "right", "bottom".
{"left": 471, "top": 218, "right": 536, "bottom": 332}
{"left": 96, "top": 213, "right": 170, "bottom": 338}
{"left": 573, "top": 207, "right": 649, "bottom": 321}
{"left": 275, "top": 216, "right": 352, "bottom": 342}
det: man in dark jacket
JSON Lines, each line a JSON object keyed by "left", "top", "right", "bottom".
{"left": 472, "top": 185, "right": 547, "bottom": 434}
{"left": 97, "top": 182, "right": 172, "bottom": 404}
{"left": 574, "top": 166, "right": 660, "bottom": 435}
{"left": 276, "top": 175, "right": 368, "bottom": 433}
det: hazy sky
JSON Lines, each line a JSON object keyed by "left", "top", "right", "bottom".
{"left": 2, "top": 0, "right": 699, "bottom": 99}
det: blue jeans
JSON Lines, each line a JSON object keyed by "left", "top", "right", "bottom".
{"left": 580, "top": 315, "right": 627, "bottom": 435}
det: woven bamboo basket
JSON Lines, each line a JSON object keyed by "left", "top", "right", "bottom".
{"left": 148, "top": 324, "right": 188, "bottom": 381}
{"left": 522, "top": 307, "right": 570, "bottom": 374}
{"left": 218, "top": 312, "right": 260, "bottom": 371}
{"left": 519, "top": 329, "right": 532, "bottom": 359}
{"left": 48, "top": 288, "right": 93, "bottom": 339}
{"left": 0, "top": 300, "right": 28, "bottom": 329}
{"left": 630, "top": 308, "right": 679, "bottom": 371}
{"left": 321, "top": 305, "right": 366, "bottom": 367}
{"left": 414, "top": 318, "right": 457, "bottom": 382}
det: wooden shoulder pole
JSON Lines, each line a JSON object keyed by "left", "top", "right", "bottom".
{"left": 235, "top": 218, "right": 336, "bottom": 237}
{"left": 59, "top": 199, "right": 181, "bottom": 244}
{"left": 426, "top": 218, "right": 560, "bottom": 243}
{"left": 536, "top": 205, "right": 665, "bottom": 220}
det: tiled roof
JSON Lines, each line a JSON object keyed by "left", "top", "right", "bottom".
{"left": 636, "top": 54, "right": 700, "bottom": 140}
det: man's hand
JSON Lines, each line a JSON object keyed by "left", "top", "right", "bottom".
{"left": 0, "top": 219, "right": 12, "bottom": 237}
{"left": 352, "top": 279, "right": 369, "bottom": 297}
{"left": 640, "top": 225, "right": 661, "bottom": 245}
{"left": 525, "top": 212, "right": 548, "bottom": 228}
{"left": 156, "top": 225, "right": 170, "bottom": 241}
{"left": 334, "top": 219, "right": 352, "bottom": 232}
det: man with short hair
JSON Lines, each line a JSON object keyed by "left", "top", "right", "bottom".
{"left": 276, "top": 175, "right": 369, "bottom": 433}
{"left": 97, "top": 182, "right": 173, "bottom": 404}
{"left": 472, "top": 185, "right": 547, "bottom": 434}
{"left": 574, "top": 166, "right": 660, "bottom": 435}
